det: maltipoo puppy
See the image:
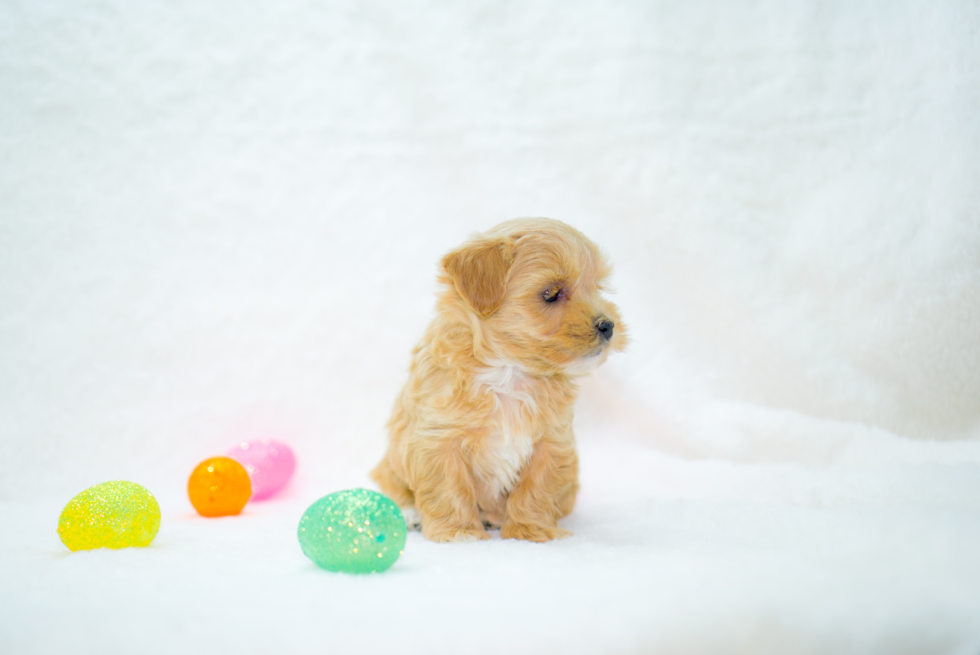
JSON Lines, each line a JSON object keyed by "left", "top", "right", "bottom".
{"left": 372, "top": 218, "right": 626, "bottom": 542}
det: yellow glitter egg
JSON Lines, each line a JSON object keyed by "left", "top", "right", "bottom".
{"left": 188, "top": 456, "right": 252, "bottom": 517}
{"left": 58, "top": 481, "right": 161, "bottom": 552}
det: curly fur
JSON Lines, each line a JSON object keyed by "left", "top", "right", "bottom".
{"left": 372, "top": 218, "right": 626, "bottom": 542}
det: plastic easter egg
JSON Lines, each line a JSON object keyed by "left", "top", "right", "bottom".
{"left": 226, "top": 439, "right": 296, "bottom": 501}
{"left": 58, "top": 481, "right": 161, "bottom": 552}
{"left": 188, "top": 456, "right": 251, "bottom": 517}
{"left": 298, "top": 489, "right": 406, "bottom": 574}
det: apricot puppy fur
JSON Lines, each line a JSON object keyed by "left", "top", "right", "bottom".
{"left": 371, "top": 218, "right": 625, "bottom": 542}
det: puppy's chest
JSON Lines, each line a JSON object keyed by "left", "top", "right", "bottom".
{"left": 471, "top": 365, "right": 540, "bottom": 497}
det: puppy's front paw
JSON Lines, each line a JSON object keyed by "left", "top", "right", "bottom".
{"left": 423, "top": 525, "right": 491, "bottom": 543}
{"left": 501, "top": 521, "right": 572, "bottom": 542}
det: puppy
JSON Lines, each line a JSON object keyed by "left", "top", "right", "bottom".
{"left": 371, "top": 218, "right": 625, "bottom": 542}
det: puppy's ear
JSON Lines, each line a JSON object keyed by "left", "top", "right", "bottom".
{"left": 442, "top": 237, "right": 515, "bottom": 317}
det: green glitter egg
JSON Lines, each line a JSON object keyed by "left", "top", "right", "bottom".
{"left": 298, "top": 489, "right": 406, "bottom": 574}
{"left": 58, "top": 481, "right": 161, "bottom": 552}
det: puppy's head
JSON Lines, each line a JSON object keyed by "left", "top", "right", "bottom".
{"left": 441, "top": 218, "right": 626, "bottom": 375}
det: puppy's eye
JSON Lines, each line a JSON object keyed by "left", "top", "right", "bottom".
{"left": 542, "top": 286, "right": 563, "bottom": 303}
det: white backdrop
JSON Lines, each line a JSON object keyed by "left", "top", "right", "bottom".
{"left": 2, "top": 1, "right": 979, "bottom": 653}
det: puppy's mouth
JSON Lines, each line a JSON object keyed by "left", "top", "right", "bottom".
{"left": 581, "top": 345, "right": 606, "bottom": 358}
{"left": 563, "top": 344, "right": 610, "bottom": 376}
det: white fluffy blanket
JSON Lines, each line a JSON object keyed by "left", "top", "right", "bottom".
{"left": 2, "top": 1, "right": 978, "bottom": 653}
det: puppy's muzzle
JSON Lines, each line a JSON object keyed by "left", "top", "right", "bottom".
{"left": 595, "top": 318, "right": 615, "bottom": 342}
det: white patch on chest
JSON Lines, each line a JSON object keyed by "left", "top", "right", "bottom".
{"left": 473, "top": 362, "right": 537, "bottom": 498}
{"left": 475, "top": 362, "right": 537, "bottom": 410}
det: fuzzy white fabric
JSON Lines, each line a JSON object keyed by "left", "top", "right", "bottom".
{"left": 1, "top": 1, "right": 978, "bottom": 653}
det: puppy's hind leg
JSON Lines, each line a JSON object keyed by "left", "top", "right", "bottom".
{"left": 371, "top": 456, "right": 420, "bottom": 530}
{"left": 478, "top": 494, "right": 507, "bottom": 530}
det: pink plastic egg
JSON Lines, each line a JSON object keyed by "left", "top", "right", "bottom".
{"left": 226, "top": 439, "right": 296, "bottom": 501}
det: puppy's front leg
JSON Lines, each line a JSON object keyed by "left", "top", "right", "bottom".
{"left": 502, "top": 436, "right": 578, "bottom": 542}
{"left": 408, "top": 435, "right": 490, "bottom": 543}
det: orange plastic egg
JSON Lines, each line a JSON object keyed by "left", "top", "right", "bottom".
{"left": 188, "top": 456, "right": 252, "bottom": 517}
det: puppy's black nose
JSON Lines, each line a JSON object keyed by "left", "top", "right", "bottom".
{"left": 596, "top": 318, "right": 614, "bottom": 341}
